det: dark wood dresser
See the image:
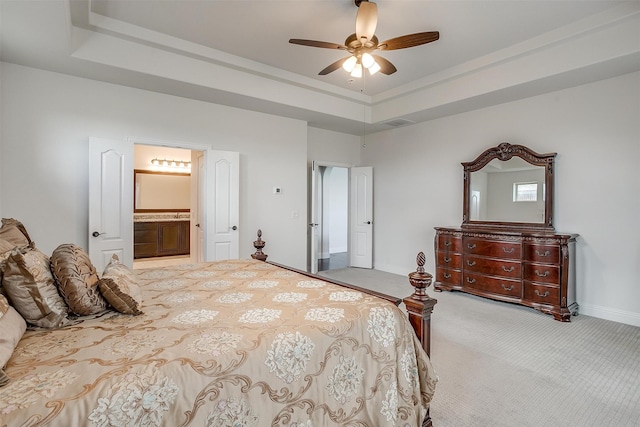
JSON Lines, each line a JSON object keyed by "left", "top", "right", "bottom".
{"left": 435, "top": 227, "right": 578, "bottom": 321}
{"left": 134, "top": 221, "right": 190, "bottom": 259}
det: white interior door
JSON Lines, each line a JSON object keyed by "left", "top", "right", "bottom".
{"left": 349, "top": 166, "right": 373, "bottom": 269}
{"left": 88, "top": 137, "right": 133, "bottom": 271}
{"left": 191, "top": 151, "right": 205, "bottom": 262}
{"left": 309, "top": 161, "right": 320, "bottom": 273}
{"left": 205, "top": 150, "right": 239, "bottom": 261}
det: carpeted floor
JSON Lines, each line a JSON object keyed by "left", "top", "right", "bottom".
{"left": 318, "top": 267, "right": 640, "bottom": 427}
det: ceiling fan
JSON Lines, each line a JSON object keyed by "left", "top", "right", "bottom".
{"left": 289, "top": 0, "right": 439, "bottom": 77}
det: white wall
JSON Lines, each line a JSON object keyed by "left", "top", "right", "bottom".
{"left": 362, "top": 71, "right": 640, "bottom": 326}
{"left": 307, "top": 127, "right": 362, "bottom": 165}
{"left": 327, "top": 167, "right": 348, "bottom": 253}
{"left": 0, "top": 63, "right": 308, "bottom": 269}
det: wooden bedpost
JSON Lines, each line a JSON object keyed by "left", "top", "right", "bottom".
{"left": 403, "top": 252, "right": 437, "bottom": 357}
{"left": 251, "top": 229, "right": 268, "bottom": 261}
{"left": 404, "top": 252, "right": 437, "bottom": 427}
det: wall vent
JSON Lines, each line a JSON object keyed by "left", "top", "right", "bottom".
{"left": 381, "top": 118, "right": 415, "bottom": 128}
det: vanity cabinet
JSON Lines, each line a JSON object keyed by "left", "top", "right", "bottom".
{"left": 435, "top": 228, "right": 577, "bottom": 321}
{"left": 134, "top": 221, "right": 190, "bottom": 258}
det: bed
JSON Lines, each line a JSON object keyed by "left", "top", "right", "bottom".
{"left": 0, "top": 223, "right": 438, "bottom": 427}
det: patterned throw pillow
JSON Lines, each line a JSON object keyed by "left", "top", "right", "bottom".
{"left": 2, "top": 247, "right": 70, "bottom": 328}
{"left": 50, "top": 244, "right": 108, "bottom": 316}
{"left": 0, "top": 219, "right": 34, "bottom": 295}
{"left": 0, "top": 218, "right": 32, "bottom": 247}
{"left": 0, "top": 294, "right": 27, "bottom": 387}
{"left": 98, "top": 254, "right": 143, "bottom": 315}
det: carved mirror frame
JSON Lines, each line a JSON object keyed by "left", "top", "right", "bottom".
{"left": 462, "top": 142, "right": 556, "bottom": 231}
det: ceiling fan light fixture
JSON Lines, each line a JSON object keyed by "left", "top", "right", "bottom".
{"left": 361, "top": 52, "right": 375, "bottom": 69}
{"left": 367, "top": 61, "right": 381, "bottom": 75}
{"left": 350, "top": 63, "right": 363, "bottom": 78}
{"left": 342, "top": 56, "right": 358, "bottom": 72}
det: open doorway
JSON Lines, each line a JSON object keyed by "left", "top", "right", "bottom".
{"left": 132, "top": 144, "right": 198, "bottom": 269}
{"left": 317, "top": 166, "right": 349, "bottom": 272}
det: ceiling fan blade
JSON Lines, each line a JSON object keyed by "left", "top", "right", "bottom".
{"left": 318, "top": 57, "right": 351, "bottom": 75}
{"left": 378, "top": 31, "right": 440, "bottom": 50}
{"left": 372, "top": 55, "right": 397, "bottom": 75}
{"left": 355, "top": 1, "right": 378, "bottom": 43}
{"left": 289, "top": 39, "right": 347, "bottom": 50}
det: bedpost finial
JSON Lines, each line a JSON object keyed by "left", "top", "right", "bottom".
{"left": 251, "top": 229, "right": 268, "bottom": 262}
{"left": 416, "top": 251, "right": 426, "bottom": 273}
{"left": 408, "top": 251, "right": 432, "bottom": 300}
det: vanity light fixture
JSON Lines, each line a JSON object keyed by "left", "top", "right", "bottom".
{"left": 150, "top": 158, "right": 191, "bottom": 170}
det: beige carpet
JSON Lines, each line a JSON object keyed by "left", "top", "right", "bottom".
{"left": 319, "top": 267, "right": 640, "bottom": 427}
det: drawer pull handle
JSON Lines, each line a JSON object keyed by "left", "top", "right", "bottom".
{"left": 502, "top": 266, "right": 515, "bottom": 272}
{"left": 502, "top": 247, "right": 515, "bottom": 254}
{"left": 466, "top": 277, "right": 476, "bottom": 284}
{"left": 535, "top": 270, "right": 550, "bottom": 277}
{"left": 466, "top": 260, "right": 476, "bottom": 266}
{"left": 444, "top": 241, "right": 452, "bottom": 247}
{"left": 536, "top": 250, "right": 551, "bottom": 257}
{"left": 444, "top": 257, "right": 452, "bottom": 263}
{"left": 467, "top": 243, "right": 477, "bottom": 249}
{"left": 443, "top": 272, "right": 451, "bottom": 279}
{"left": 535, "top": 290, "right": 550, "bottom": 298}
{"left": 501, "top": 284, "right": 514, "bottom": 291}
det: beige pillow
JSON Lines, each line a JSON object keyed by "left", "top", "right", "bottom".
{"left": 98, "top": 255, "right": 143, "bottom": 315}
{"left": 0, "top": 295, "right": 27, "bottom": 386}
{"left": 50, "top": 244, "right": 108, "bottom": 316}
{"left": 2, "top": 247, "right": 70, "bottom": 328}
{"left": 0, "top": 239, "right": 16, "bottom": 296}
{"left": 0, "top": 218, "right": 32, "bottom": 247}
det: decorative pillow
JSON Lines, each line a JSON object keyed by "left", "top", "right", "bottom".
{"left": 50, "top": 244, "right": 108, "bottom": 316}
{"left": 0, "top": 239, "right": 16, "bottom": 296}
{"left": 0, "top": 218, "right": 32, "bottom": 247}
{"left": 0, "top": 294, "right": 27, "bottom": 387}
{"left": 98, "top": 254, "right": 143, "bottom": 315}
{"left": 2, "top": 247, "right": 70, "bottom": 328}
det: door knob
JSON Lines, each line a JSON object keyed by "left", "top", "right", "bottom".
{"left": 92, "top": 231, "right": 105, "bottom": 237}
{"left": 231, "top": 226, "right": 238, "bottom": 231}
{"left": 364, "top": 221, "right": 371, "bottom": 225}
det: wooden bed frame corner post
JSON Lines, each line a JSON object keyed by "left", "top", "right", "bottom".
{"left": 403, "top": 252, "right": 437, "bottom": 358}
{"left": 403, "top": 252, "right": 437, "bottom": 427}
{"left": 251, "top": 229, "right": 268, "bottom": 261}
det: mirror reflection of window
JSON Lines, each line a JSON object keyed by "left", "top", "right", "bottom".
{"left": 513, "top": 182, "right": 538, "bottom": 202}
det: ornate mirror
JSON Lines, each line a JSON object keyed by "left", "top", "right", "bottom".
{"left": 134, "top": 169, "right": 191, "bottom": 213}
{"left": 462, "top": 142, "right": 555, "bottom": 230}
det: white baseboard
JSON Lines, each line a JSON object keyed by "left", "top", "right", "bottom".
{"left": 578, "top": 303, "right": 640, "bottom": 327}
{"left": 329, "top": 246, "right": 347, "bottom": 253}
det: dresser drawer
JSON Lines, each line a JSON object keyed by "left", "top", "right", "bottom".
{"left": 523, "top": 282, "right": 560, "bottom": 304}
{"left": 463, "top": 238, "right": 521, "bottom": 260}
{"left": 463, "top": 272, "right": 521, "bottom": 297}
{"left": 436, "top": 268, "right": 461, "bottom": 287}
{"left": 524, "top": 263, "right": 560, "bottom": 285}
{"left": 524, "top": 243, "right": 560, "bottom": 264}
{"left": 437, "top": 252, "right": 462, "bottom": 269}
{"left": 437, "top": 234, "right": 462, "bottom": 253}
{"left": 463, "top": 255, "right": 521, "bottom": 278}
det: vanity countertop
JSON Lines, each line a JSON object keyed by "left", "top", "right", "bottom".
{"left": 134, "top": 213, "right": 191, "bottom": 222}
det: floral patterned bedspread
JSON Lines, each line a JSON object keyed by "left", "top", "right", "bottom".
{"left": 1, "top": 259, "right": 437, "bottom": 427}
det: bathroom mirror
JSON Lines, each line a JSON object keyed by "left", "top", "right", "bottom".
{"left": 134, "top": 169, "right": 191, "bottom": 212}
{"left": 462, "top": 143, "right": 555, "bottom": 230}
